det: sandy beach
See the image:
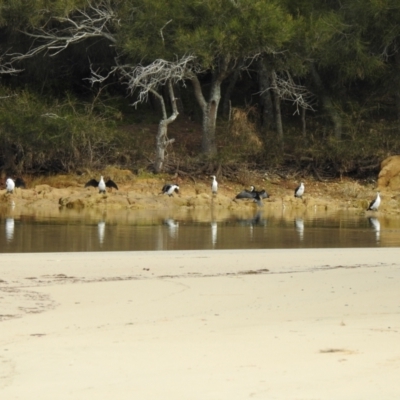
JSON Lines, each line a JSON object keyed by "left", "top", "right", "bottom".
{"left": 1, "top": 248, "right": 400, "bottom": 399}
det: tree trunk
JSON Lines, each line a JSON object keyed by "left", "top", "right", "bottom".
{"left": 310, "top": 63, "right": 342, "bottom": 139}
{"left": 153, "top": 80, "right": 178, "bottom": 173}
{"left": 301, "top": 107, "right": 307, "bottom": 137}
{"left": 222, "top": 66, "right": 241, "bottom": 118}
{"left": 257, "top": 58, "right": 274, "bottom": 135}
{"left": 270, "top": 69, "right": 284, "bottom": 147}
{"left": 191, "top": 74, "right": 221, "bottom": 156}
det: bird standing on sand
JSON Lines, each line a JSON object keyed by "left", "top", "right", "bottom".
{"left": 211, "top": 175, "right": 218, "bottom": 195}
{"left": 4, "top": 177, "right": 25, "bottom": 193}
{"left": 5, "top": 178, "right": 15, "bottom": 193}
{"left": 367, "top": 191, "right": 381, "bottom": 211}
{"left": 160, "top": 184, "right": 180, "bottom": 197}
{"left": 294, "top": 182, "right": 305, "bottom": 199}
{"left": 85, "top": 176, "right": 118, "bottom": 194}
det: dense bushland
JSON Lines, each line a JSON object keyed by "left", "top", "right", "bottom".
{"left": 0, "top": 0, "right": 400, "bottom": 179}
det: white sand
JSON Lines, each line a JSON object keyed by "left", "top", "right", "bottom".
{"left": 1, "top": 248, "right": 400, "bottom": 399}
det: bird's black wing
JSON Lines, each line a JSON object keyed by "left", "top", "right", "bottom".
{"left": 105, "top": 179, "right": 118, "bottom": 190}
{"left": 85, "top": 179, "right": 99, "bottom": 188}
{"left": 15, "top": 178, "right": 26, "bottom": 188}
{"left": 161, "top": 184, "right": 172, "bottom": 193}
{"left": 257, "top": 190, "right": 269, "bottom": 199}
{"left": 236, "top": 190, "right": 256, "bottom": 199}
{"left": 367, "top": 199, "right": 375, "bottom": 210}
{"left": 253, "top": 193, "right": 264, "bottom": 207}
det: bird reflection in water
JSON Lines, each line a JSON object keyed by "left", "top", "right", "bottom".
{"left": 295, "top": 218, "right": 304, "bottom": 241}
{"left": 211, "top": 221, "right": 217, "bottom": 248}
{"left": 368, "top": 217, "right": 380, "bottom": 242}
{"left": 98, "top": 221, "right": 106, "bottom": 245}
{"left": 5, "top": 218, "right": 15, "bottom": 243}
{"left": 234, "top": 211, "right": 264, "bottom": 240}
{"left": 164, "top": 218, "right": 179, "bottom": 238}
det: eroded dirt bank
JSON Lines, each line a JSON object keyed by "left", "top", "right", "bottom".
{"left": 1, "top": 170, "right": 400, "bottom": 216}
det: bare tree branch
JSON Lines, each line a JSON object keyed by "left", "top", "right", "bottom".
{"left": 10, "top": 1, "right": 118, "bottom": 62}
{"left": 0, "top": 51, "right": 22, "bottom": 75}
{"left": 260, "top": 70, "right": 316, "bottom": 114}
{"left": 160, "top": 20, "right": 172, "bottom": 44}
{"left": 87, "top": 55, "right": 202, "bottom": 107}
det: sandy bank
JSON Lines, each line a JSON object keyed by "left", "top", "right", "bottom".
{"left": 1, "top": 249, "right": 400, "bottom": 399}
{"left": 2, "top": 172, "right": 400, "bottom": 215}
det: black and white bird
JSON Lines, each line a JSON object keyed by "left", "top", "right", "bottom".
{"left": 367, "top": 191, "right": 381, "bottom": 211}
{"left": 236, "top": 185, "right": 269, "bottom": 200}
{"left": 211, "top": 175, "right": 218, "bottom": 195}
{"left": 5, "top": 178, "right": 15, "bottom": 193}
{"left": 160, "top": 184, "right": 180, "bottom": 197}
{"left": 235, "top": 185, "right": 255, "bottom": 199}
{"left": 5, "top": 177, "right": 26, "bottom": 193}
{"left": 85, "top": 176, "right": 118, "bottom": 194}
{"left": 294, "top": 182, "right": 305, "bottom": 199}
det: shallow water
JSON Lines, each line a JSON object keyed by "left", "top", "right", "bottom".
{"left": 1, "top": 205, "right": 399, "bottom": 253}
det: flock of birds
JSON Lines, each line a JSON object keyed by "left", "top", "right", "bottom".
{"left": 158, "top": 176, "right": 382, "bottom": 212}
{"left": 3, "top": 175, "right": 382, "bottom": 211}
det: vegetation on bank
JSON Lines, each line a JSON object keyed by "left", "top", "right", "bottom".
{"left": 1, "top": 0, "right": 400, "bottom": 179}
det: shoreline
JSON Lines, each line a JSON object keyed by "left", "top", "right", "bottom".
{"left": 2, "top": 171, "right": 400, "bottom": 216}
{"left": 1, "top": 248, "right": 400, "bottom": 399}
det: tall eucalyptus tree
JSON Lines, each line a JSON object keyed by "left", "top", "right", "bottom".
{"left": 6, "top": 0, "right": 294, "bottom": 159}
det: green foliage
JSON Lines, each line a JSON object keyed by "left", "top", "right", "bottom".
{"left": 118, "top": 0, "right": 293, "bottom": 66}
{"left": 1, "top": 0, "right": 400, "bottom": 177}
{"left": 0, "top": 89, "right": 132, "bottom": 173}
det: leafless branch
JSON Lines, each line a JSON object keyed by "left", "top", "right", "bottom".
{"left": 41, "top": 113, "right": 65, "bottom": 119}
{"left": 0, "top": 51, "right": 22, "bottom": 75}
{"left": 160, "top": 20, "right": 172, "bottom": 44}
{"left": 122, "top": 56, "right": 201, "bottom": 106}
{"left": 10, "top": 1, "right": 118, "bottom": 62}
{"left": 87, "top": 55, "right": 202, "bottom": 107}
{"left": 261, "top": 70, "right": 316, "bottom": 114}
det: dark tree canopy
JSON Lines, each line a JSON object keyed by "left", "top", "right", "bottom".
{"left": 0, "top": 0, "right": 399, "bottom": 176}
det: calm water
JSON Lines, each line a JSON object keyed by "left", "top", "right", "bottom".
{"left": 1, "top": 206, "right": 399, "bottom": 253}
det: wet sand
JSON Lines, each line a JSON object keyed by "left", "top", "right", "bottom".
{"left": 1, "top": 248, "right": 400, "bottom": 399}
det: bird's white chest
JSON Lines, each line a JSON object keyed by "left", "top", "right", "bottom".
{"left": 6, "top": 180, "right": 15, "bottom": 191}
{"left": 296, "top": 184, "right": 304, "bottom": 197}
{"left": 98, "top": 180, "right": 106, "bottom": 191}
{"left": 372, "top": 195, "right": 381, "bottom": 210}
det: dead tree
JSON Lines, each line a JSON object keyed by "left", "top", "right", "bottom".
{"left": 7, "top": 2, "right": 203, "bottom": 172}
{"left": 258, "top": 67, "right": 315, "bottom": 145}
{"left": 9, "top": 1, "right": 117, "bottom": 61}
{"left": 88, "top": 56, "right": 201, "bottom": 173}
